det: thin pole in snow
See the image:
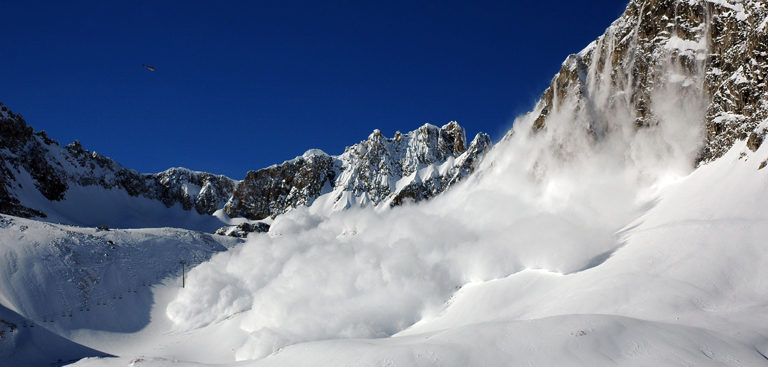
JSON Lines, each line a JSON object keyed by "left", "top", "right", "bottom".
{"left": 180, "top": 260, "right": 187, "bottom": 288}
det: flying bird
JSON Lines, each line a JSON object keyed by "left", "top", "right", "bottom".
{"left": 142, "top": 64, "right": 156, "bottom": 71}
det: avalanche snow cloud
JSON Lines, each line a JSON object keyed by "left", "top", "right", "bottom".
{"left": 165, "top": 23, "right": 713, "bottom": 359}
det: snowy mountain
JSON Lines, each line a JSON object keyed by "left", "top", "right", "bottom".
{"left": 2, "top": 0, "right": 768, "bottom": 366}
{"left": 0, "top": 103, "right": 490, "bottom": 231}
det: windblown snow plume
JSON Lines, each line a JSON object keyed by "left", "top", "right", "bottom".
{"left": 165, "top": 10, "right": 714, "bottom": 359}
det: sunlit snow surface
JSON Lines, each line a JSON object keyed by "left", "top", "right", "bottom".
{"left": 62, "top": 126, "right": 768, "bottom": 367}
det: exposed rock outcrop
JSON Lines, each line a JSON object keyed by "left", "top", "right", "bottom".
{"left": 224, "top": 151, "right": 336, "bottom": 220}
{"left": 214, "top": 222, "right": 271, "bottom": 238}
{"left": 527, "top": 0, "right": 768, "bottom": 164}
{"left": 332, "top": 122, "right": 490, "bottom": 209}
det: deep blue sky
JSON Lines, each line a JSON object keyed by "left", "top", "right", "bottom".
{"left": 1, "top": 1, "right": 627, "bottom": 179}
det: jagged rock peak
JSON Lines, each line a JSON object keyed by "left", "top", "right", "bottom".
{"left": 273, "top": 149, "right": 331, "bottom": 168}
{"left": 0, "top": 101, "right": 13, "bottom": 120}
{"left": 333, "top": 122, "right": 488, "bottom": 209}
{"left": 223, "top": 150, "right": 336, "bottom": 220}
{"left": 224, "top": 121, "right": 491, "bottom": 219}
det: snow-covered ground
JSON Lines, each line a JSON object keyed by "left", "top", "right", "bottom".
{"left": 52, "top": 129, "right": 768, "bottom": 367}
{"left": 0, "top": 217, "right": 241, "bottom": 365}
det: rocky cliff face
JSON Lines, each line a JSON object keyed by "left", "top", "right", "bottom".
{"left": 223, "top": 150, "right": 336, "bottom": 220}
{"left": 0, "top": 102, "right": 491, "bottom": 224}
{"left": 528, "top": 0, "right": 767, "bottom": 163}
{"left": 333, "top": 122, "right": 492, "bottom": 209}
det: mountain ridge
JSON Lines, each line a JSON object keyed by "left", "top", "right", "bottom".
{"left": 0, "top": 103, "right": 491, "bottom": 229}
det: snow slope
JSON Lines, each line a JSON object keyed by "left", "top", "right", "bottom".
{"left": 65, "top": 140, "right": 768, "bottom": 366}
{"left": 0, "top": 215, "right": 242, "bottom": 366}
{"left": 0, "top": 216, "right": 241, "bottom": 333}
{"left": 399, "top": 141, "right": 768, "bottom": 345}
{"left": 71, "top": 314, "right": 768, "bottom": 367}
